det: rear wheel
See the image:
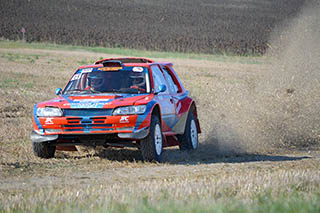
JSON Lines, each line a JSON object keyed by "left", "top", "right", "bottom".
{"left": 178, "top": 111, "right": 199, "bottom": 151}
{"left": 140, "top": 115, "right": 163, "bottom": 162}
{"left": 32, "top": 141, "right": 56, "bottom": 159}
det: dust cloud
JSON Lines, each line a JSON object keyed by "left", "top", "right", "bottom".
{"left": 258, "top": 0, "right": 320, "bottom": 149}
{"left": 197, "top": 1, "right": 320, "bottom": 158}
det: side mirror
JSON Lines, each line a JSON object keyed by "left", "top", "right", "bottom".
{"left": 55, "top": 88, "right": 62, "bottom": 95}
{"left": 155, "top": 84, "right": 166, "bottom": 94}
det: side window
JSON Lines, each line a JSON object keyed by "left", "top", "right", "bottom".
{"left": 162, "top": 67, "right": 178, "bottom": 94}
{"left": 151, "top": 65, "right": 169, "bottom": 94}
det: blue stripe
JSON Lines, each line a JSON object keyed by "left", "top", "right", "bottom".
{"left": 134, "top": 101, "right": 155, "bottom": 131}
{"left": 33, "top": 104, "right": 44, "bottom": 133}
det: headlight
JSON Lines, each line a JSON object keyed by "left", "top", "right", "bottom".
{"left": 36, "top": 107, "right": 63, "bottom": 117}
{"left": 113, "top": 105, "right": 146, "bottom": 115}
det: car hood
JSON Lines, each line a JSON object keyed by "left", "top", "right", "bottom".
{"left": 36, "top": 94, "right": 152, "bottom": 109}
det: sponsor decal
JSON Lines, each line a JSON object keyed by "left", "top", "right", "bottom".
{"left": 120, "top": 116, "right": 129, "bottom": 123}
{"left": 71, "top": 74, "right": 80, "bottom": 81}
{"left": 45, "top": 118, "right": 54, "bottom": 125}
{"left": 81, "top": 68, "right": 93, "bottom": 73}
{"left": 70, "top": 99, "right": 111, "bottom": 108}
{"left": 98, "top": 67, "right": 122, "bottom": 71}
{"left": 71, "top": 102, "right": 104, "bottom": 108}
{"left": 132, "top": 67, "right": 144, "bottom": 72}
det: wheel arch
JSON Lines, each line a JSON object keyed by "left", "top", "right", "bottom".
{"left": 151, "top": 104, "right": 162, "bottom": 125}
{"left": 187, "top": 101, "right": 201, "bottom": 134}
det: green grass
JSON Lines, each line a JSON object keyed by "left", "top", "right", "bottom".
{"left": 0, "top": 52, "right": 41, "bottom": 64}
{"left": 0, "top": 72, "right": 35, "bottom": 89}
{"left": 0, "top": 40, "right": 265, "bottom": 64}
{"left": 1, "top": 190, "right": 319, "bottom": 213}
{"left": 0, "top": 78, "right": 19, "bottom": 88}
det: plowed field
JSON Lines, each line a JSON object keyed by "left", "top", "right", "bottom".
{"left": 0, "top": 0, "right": 307, "bottom": 55}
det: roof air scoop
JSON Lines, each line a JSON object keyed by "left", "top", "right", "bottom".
{"left": 102, "top": 60, "right": 123, "bottom": 67}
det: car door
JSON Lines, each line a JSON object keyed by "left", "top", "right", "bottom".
{"left": 160, "top": 66, "right": 183, "bottom": 131}
{"left": 150, "top": 65, "right": 176, "bottom": 132}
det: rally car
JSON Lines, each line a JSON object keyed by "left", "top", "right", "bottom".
{"left": 31, "top": 57, "right": 200, "bottom": 162}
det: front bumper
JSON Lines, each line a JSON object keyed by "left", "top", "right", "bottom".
{"left": 33, "top": 111, "right": 150, "bottom": 134}
{"left": 31, "top": 131, "right": 59, "bottom": 143}
{"left": 31, "top": 126, "right": 149, "bottom": 144}
{"left": 32, "top": 113, "right": 151, "bottom": 143}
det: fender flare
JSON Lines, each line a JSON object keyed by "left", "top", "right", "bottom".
{"left": 173, "top": 97, "right": 201, "bottom": 134}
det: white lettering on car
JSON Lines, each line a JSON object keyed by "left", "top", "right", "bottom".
{"left": 45, "top": 118, "right": 54, "bottom": 125}
{"left": 120, "top": 116, "right": 129, "bottom": 123}
{"left": 71, "top": 103, "right": 104, "bottom": 108}
{"left": 81, "top": 68, "right": 93, "bottom": 73}
{"left": 71, "top": 74, "right": 80, "bottom": 81}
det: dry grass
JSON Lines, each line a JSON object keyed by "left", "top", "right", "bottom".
{"left": 0, "top": 44, "right": 319, "bottom": 211}
{"left": 1, "top": 5, "right": 320, "bottom": 209}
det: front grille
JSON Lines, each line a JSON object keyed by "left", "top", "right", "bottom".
{"left": 61, "top": 109, "right": 114, "bottom": 132}
{"left": 63, "top": 109, "right": 113, "bottom": 117}
{"left": 63, "top": 124, "right": 112, "bottom": 128}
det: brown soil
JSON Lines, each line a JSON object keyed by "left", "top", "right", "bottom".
{"left": 0, "top": 0, "right": 308, "bottom": 55}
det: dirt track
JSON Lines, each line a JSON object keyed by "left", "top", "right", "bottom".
{"left": 1, "top": 152, "right": 318, "bottom": 192}
{"left": 0, "top": 47, "right": 319, "bottom": 200}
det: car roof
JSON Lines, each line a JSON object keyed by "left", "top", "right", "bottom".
{"left": 95, "top": 57, "right": 154, "bottom": 64}
{"left": 78, "top": 57, "right": 173, "bottom": 70}
{"left": 95, "top": 57, "right": 173, "bottom": 66}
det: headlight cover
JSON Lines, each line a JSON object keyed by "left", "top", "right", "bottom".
{"left": 36, "top": 107, "right": 63, "bottom": 117}
{"left": 113, "top": 105, "right": 146, "bottom": 115}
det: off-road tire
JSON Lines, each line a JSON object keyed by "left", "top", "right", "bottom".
{"left": 32, "top": 141, "right": 56, "bottom": 159}
{"left": 178, "top": 111, "right": 199, "bottom": 151}
{"left": 140, "top": 115, "right": 163, "bottom": 162}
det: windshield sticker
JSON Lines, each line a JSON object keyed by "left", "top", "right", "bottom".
{"left": 98, "top": 67, "right": 122, "bottom": 71}
{"left": 81, "top": 68, "right": 93, "bottom": 73}
{"left": 71, "top": 74, "right": 80, "bottom": 81}
{"left": 132, "top": 67, "right": 144, "bottom": 72}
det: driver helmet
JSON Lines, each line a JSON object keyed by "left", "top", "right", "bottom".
{"left": 88, "top": 72, "right": 105, "bottom": 90}
{"left": 130, "top": 73, "right": 145, "bottom": 88}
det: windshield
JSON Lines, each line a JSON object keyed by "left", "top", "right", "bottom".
{"left": 63, "top": 67, "right": 150, "bottom": 95}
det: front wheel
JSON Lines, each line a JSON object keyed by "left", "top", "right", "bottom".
{"left": 178, "top": 111, "right": 199, "bottom": 151}
{"left": 140, "top": 115, "right": 163, "bottom": 162}
{"left": 32, "top": 141, "right": 56, "bottom": 159}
